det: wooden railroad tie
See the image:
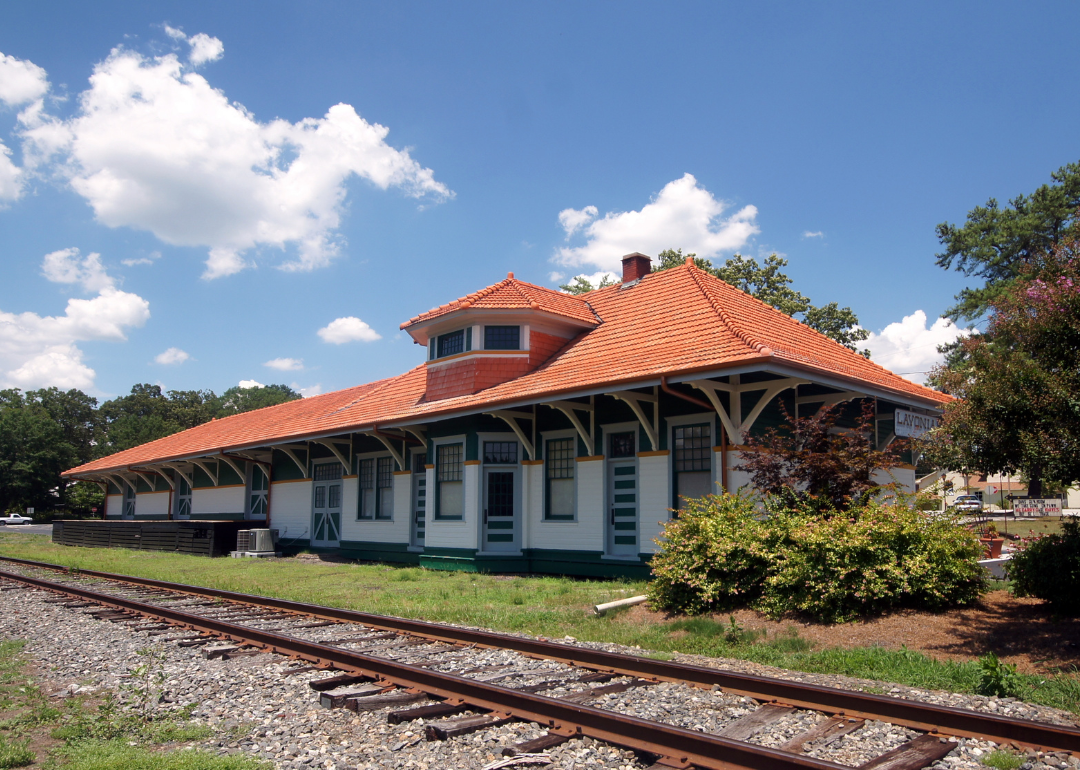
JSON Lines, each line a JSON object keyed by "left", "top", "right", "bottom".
{"left": 425, "top": 712, "right": 515, "bottom": 741}
{"left": 857, "top": 734, "right": 956, "bottom": 770}
{"left": 502, "top": 732, "right": 572, "bottom": 757}
{"left": 780, "top": 716, "right": 865, "bottom": 754}
{"left": 716, "top": 703, "right": 794, "bottom": 741}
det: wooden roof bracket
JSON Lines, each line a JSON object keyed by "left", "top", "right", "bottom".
{"left": 276, "top": 446, "right": 309, "bottom": 479}
{"left": 542, "top": 400, "right": 595, "bottom": 456}
{"left": 363, "top": 431, "right": 406, "bottom": 470}
{"left": 217, "top": 454, "right": 248, "bottom": 485}
{"left": 609, "top": 390, "right": 658, "bottom": 451}
{"left": 688, "top": 376, "right": 808, "bottom": 443}
{"left": 189, "top": 458, "right": 219, "bottom": 486}
{"left": 313, "top": 439, "right": 353, "bottom": 474}
{"left": 131, "top": 467, "right": 173, "bottom": 491}
{"left": 160, "top": 463, "right": 194, "bottom": 489}
{"left": 483, "top": 410, "right": 535, "bottom": 460}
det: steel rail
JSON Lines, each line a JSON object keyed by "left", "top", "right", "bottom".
{"left": 1, "top": 566, "right": 849, "bottom": 770}
{"left": 2, "top": 555, "right": 1079, "bottom": 753}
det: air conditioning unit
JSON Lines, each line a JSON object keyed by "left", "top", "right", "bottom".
{"left": 236, "top": 530, "right": 253, "bottom": 552}
{"left": 249, "top": 528, "right": 276, "bottom": 552}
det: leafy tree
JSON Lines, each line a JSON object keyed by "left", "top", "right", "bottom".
{"left": 925, "top": 232, "right": 1080, "bottom": 497}
{"left": 0, "top": 391, "right": 70, "bottom": 514}
{"left": 213, "top": 383, "right": 301, "bottom": 415}
{"left": 736, "top": 400, "right": 906, "bottom": 512}
{"left": 99, "top": 384, "right": 216, "bottom": 453}
{"left": 559, "top": 273, "right": 617, "bottom": 295}
{"left": 655, "top": 248, "right": 870, "bottom": 354}
{"left": 24, "top": 387, "right": 102, "bottom": 466}
{"left": 935, "top": 160, "right": 1080, "bottom": 323}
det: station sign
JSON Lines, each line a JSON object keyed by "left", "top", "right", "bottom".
{"left": 1013, "top": 498, "right": 1062, "bottom": 517}
{"left": 894, "top": 409, "right": 941, "bottom": 438}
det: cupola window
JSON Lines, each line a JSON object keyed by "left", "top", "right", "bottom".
{"left": 433, "top": 328, "right": 472, "bottom": 359}
{"left": 484, "top": 325, "right": 520, "bottom": 350}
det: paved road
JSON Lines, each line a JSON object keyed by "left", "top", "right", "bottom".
{"left": 0, "top": 523, "right": 53, "bottom": 536}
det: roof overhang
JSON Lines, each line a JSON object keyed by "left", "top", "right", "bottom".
{"left": 63, "top": 356, "right": 946, "bottom": 479}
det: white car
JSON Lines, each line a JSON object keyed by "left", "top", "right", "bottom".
{"left": 951, "top": 495, "right": 983, "bottom": 513}
{"left": 0, "top": 514, "right": 33, "bottom": 525}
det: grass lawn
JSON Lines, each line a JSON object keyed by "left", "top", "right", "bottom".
{"left": 2, "top": 531, "right": 1080, "bottom": 715}
{"left": 1001, "top": 516, "right": 1071, "bottom": 538}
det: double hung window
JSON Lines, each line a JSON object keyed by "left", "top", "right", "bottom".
{"left": 436, "top": 443, "right": 464, "bottom": 518}
{"left": 545, "top": 437, "right": 575, "bottom": 520}
{"left": 358, "top": 457, "right": 395, "bottom": 520}
{"left": 674, "top": 423, "right": 712, "bottom": 510}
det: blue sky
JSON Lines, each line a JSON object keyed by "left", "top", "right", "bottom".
{"left": 1, "top": 2, "right": 1077, "bottom": 399}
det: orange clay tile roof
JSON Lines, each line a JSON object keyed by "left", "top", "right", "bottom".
{"left": 66, "top": 263, "right": 948, "bottom": 477}
{"left": 400, "top": 274, "right": 598, "bottom": 329}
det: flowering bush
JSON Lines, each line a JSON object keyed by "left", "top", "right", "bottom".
{"left": 1006, "top": 518, "right": 1080, "bottom": 614}
{"left": 648, "top": 494, "right": 986, "bottom": 622}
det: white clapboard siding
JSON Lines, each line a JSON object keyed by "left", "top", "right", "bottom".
{"left": 531, "top": 458, "right": 604, "bottom": 552}
{"left": 134, "top": 491, "right": 170, "bottom": 517}
{"left": 637, "top": 454, "right": 671, "bottom": 554}
{"left": 105, "top": 494, "right": 122, "bottom": 516}
{"left": 874, "top": 467, "right": 915, "bottom": 494}
{"left": 342, "top": 474, "right": 412, "bottom": 544}
{"left": 426, "top": 464, "right": 479, "bottom": 550}
{"left": 269, "top": 481, "right": 312, "bottom": 541}
{"left": 192, "top": 486, "right": 245, "bottom": 516}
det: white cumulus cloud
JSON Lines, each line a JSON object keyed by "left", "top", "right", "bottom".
{"left": 238, "top": 379, "right": 265, "bottom": 389}
{"left": 41, "top": 248, "right": 115, "bottom": 292}
{"left": 293, "top": 382, "right": 322, "bottom": 398}
{"left": 154, "top": 347, "right": 190, "bottom": 365}
{"left": 15, "top": 33, "right": 451, "bottom": 279}
{"left": 864, "top": 310, "right": 969, "bottom": 384}
{"left": 264, "top": 357, "right": 303, "bottom": 371}
{"left": 802, "top": 230, "right": 824, "bottom": 238}
{"left": 0, "top": 250, "right": 150, "bottom": 390}
{"left": 553, "top": 174, "right": 759, "bottom": 273}
{"left": 558, "top": 205, "right": 597, "bottom": 238}
{"left": 317, "top": 317, "right": 381, "bottom": 344}
{"left": 0, "top": 51, "right": 51, "bottom": 201}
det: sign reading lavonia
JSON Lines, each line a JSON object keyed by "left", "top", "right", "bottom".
{"left": 894, "top": 409, "right": 941, "bottom": 439}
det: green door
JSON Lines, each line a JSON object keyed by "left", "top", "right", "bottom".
{"left": 411, "top": 452, "right": 426, "bottom": 548}
{"left": 311, "top": 463, "right": 342, "bottom": 547}
{"left": 606, "top": 431, "right": 638, "bottom": 556}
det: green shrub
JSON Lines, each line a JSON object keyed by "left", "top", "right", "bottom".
{"left": 647, "top": 493, "right": 771, "bottom": 615}
{"left": 649, "top": 494, "right": 986, "bottom": 622}
{"left": 1006, "top": 518, "right": 1080, "bottom": 613}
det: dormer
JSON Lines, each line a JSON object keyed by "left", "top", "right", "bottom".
{"left": 401, "top": 273, "right": 599, "bottom": 401}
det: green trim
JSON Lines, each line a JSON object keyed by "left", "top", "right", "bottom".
{"left": 338, "top": 539, "right": 421, "bottom": 564}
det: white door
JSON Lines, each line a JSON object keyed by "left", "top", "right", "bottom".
{"left": 174, "top": 477, "right": 191, "bottom": 520}
{"left": 410, "top": 452, "right": 427, "bottom": 548}
{"left": 606, "top": 431, "right": 638, "bottom": 556}
{"left": 247, "top": 465, "right": 269, "bottom": 520}
{"left": 482, "top": 440, "right": 519, "bottom": 552}
{"left": 122, "top": 483, "right": 136, "bottom": 519}
{"left": 311, "top": 463, "right": 342, "bottom": 547}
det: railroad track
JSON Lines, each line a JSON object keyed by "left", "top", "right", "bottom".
{"left": 0, "top": 554, "right": 1076, "bottom": 770}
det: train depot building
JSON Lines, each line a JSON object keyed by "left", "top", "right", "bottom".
{"left": 63, "top": 254, "right": 946, "bottom": 578}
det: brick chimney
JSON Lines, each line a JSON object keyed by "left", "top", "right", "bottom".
{"left": 621, "top": 252, "right": 651, "bottom": 283}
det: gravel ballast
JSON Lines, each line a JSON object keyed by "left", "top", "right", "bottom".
{"left": 0, "top": 574, "right": 1076, "bottom": 770}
